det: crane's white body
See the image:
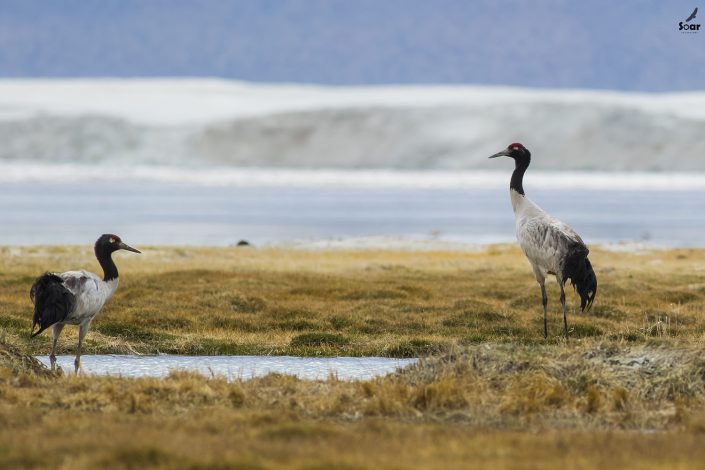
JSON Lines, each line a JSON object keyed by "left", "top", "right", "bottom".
{"left": 510, "top": 190, "right": 585, "bottom": 284}
{"left": 56, "top": 270, "right": 118, "bottom": 326}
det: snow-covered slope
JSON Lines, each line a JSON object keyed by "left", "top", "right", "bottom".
{"left": 1, "top": 79, "right": 704, "bottom": 171}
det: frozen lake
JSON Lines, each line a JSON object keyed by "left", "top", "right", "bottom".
{"left": 0, "top": 170, "right": 703, "bottom": 247}
{"left": 37, "top": 355, "right": 418, "bottom": 381}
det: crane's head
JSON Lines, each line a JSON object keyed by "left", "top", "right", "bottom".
{"left": 488, "top": 143, "right": 531, "bottom": 164}
{"left": 95, "top": 234, "right": 141, "bottom": 255}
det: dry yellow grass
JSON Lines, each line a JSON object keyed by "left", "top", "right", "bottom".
{"left": 2, "top": 339, "right": 705, "bottom": 468}
{"left": 1, "top": 244, "right": 704, "bottom": 357}
{"left": 2, "top": 244, "right": 705, "bottom": 468}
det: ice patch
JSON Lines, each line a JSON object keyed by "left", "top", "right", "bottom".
{"left": 0, "top": 162, "right": 704, "bottom": 190}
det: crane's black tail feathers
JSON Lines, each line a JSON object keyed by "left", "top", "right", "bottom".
{"left": 30, "top": 273, "right": 74, "bottom": 338}
{"left": 562, "top": 249, "right": 597, "bottom": 312}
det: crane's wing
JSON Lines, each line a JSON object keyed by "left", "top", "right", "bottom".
{"left": 517, "top": 217, "right": 587, "bottom": 272}
{"left": 59, "top": 271, "right": 99, "bottom": 296}
{"left": 686, "top": 7, "right": 697, "bottom": 22}
{"left": 58, "top": 270, "right": 112, "bottom": 322}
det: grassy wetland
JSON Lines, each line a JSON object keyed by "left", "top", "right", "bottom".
{"left": 2, "top": 244, "right": 705, "bottom": 468}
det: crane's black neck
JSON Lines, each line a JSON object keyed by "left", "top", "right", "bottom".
{"left": 510, "top": 155, "right": 530, "bottom": 196}
{"left": 95, "top": 247, "right": 118, "bottom": 282}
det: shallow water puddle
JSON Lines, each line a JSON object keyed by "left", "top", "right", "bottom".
{"left": 37, "top": 355, "right": 417, "bottom": 381}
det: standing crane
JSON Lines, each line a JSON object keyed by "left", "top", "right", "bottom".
{"left": 30, "top": 234, "right": 141, "bottom": 372}
{"left": 489, "top": 143, "right": 596, "bottom": 337}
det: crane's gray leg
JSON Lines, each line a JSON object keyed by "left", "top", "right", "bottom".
{"left": 540, "top": 282, "right": 548, "bottom": 339}
{"left": 533, "top": 268, "right": 548, "bottom": 339}
{"left": 559, "top": 282, "right": 568, "bottom": 338}
{"left": 75, "top": 322, "right": 91, "bottom": 374}
{"left": 50, "top": 324, "right": 65, "bottom": 372}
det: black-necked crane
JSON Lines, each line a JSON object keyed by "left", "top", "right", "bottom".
{"left": 30, "top": 234, "right": 141, "bottom": 372}
{"left": 489, "top": 143, "right": 597, "bottom": 338}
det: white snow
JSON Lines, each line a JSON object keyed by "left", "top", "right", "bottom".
{"left": 1, "top": 78, "right": 704, "bottom": 125}
{"left": 0, "top": 78, "right": 704, "bottom": 171}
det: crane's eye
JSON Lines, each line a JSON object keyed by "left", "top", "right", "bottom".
{"left": 109, "top": 237, "right": 116, "bottom": 243}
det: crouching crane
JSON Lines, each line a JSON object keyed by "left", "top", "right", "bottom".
{"left": 30, "top": 234, "right": 141, "bottom": 372}
{"left": 490, "top": 143, "right": 596, "bottom": 337}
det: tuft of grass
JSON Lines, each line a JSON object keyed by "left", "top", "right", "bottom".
{"left": 341, "top": 289, "right": 408, "bottom": 300}
{"left": 290, "top": 333, "right": 350, "bottom": 348}
{"left": 94, "top": 322, "right": 173, "bottom": 342}
{"left": 589, "top": 304, "right": 627, "bottom": 320}
{"left": 268, "top": 307, "right": 312, "bottom": 320}
{"left": 229, "top": 295, "right": 267, "bottom": 313}
{"left": 442, "top": 310, "right": 510, "bottom": 328}
{"left": 585, "top": 385, "right": 602, "bottom": 414}
{"left": 662, "top": 290, "right": 701, "bottom": 304}
{"left": 0, "top": 316, "right": 26, "bottom": 330}
{"left": 106, "top": 447, "right": 175, "bottom": 468}
{"left": 359, "top": 318, "right": 390, "bottom": 335}
{"left": 185, "top": 338, "right": 260, "bottom": 356}
{"left": 571, "top": 323, "right": 605, "bottom": 337}
{"left": 329, "top": 315, "right": 354, "bottom": 330}
{"left": 386, "top": 339, "right": 447, "bottom": 358}
{"left": 209, "top": 315, "right": 264, "bottom": 332}
{"left": 501, "top": 372, "right": 570, "bottom": 414}
{"left": 412, "top": 374, "right": 469, "bottom": 411}
{"left": 612, "top": 387, "right": 631, "bottom": 412}
{"left": 261, "top": 423, "right": 339, "bottom": 440}
{"left": 276, "top": 320, "right": 320, "bottom": 331}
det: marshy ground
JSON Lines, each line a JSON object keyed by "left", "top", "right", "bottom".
{"left": 1, "top": 244, "right": 705, "bottom": 468}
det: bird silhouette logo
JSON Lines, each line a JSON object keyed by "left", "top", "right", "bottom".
{"left": 679, "top": 8, "right": 701, "bottom": 32}
{"left": 686, "top": 7, "right": 698, "bottom": 22}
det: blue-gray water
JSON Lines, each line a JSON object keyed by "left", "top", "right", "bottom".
{"left": 38, "top": 355, "right": 418, "bottom": 381}
{"left": 0, "top": 180, "right": 702, "bottom": 247}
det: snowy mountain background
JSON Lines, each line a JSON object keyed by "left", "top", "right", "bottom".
{"left": 1, "top": 79, "right": 704, "bottom": 172}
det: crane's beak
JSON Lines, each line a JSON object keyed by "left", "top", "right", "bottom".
{"left": 119, "top": 242, "right": 141, "bottom": 254}
{"left": 489, "top": 149, "right": 511, "bottom": 159}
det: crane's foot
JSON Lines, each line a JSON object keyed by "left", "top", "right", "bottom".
{"left": 49, "top": 355, "right": 64, "bottom": 375}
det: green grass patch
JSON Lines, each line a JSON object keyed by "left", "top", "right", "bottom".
{"left": 329, "top": 315, "right": 354, "bottom": 330}
{"left": 94, "top": 322, "right": 173, "bottom": 342}
{"left": 229, "top": 295, "right": 267, "bottom": 313}
{"left": 340, "top": 290, "right": 408, "bottom": 300}
{"left": 185, "top": 338, "right": 260, "bottom": 355}
{"left": 0, "top": 315, "right": 27, "bottom": 331}
{"left": 662, "top": 290, "right": 701, "bottom": 304}
{"left": 385, "top": 339, "right": 447, "bottom": 358}
{"left": 290, "top": 333, "right": 350, "bottom": 348}
{"left": 571, "top": 323, "right": 604, "bottom": 337}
